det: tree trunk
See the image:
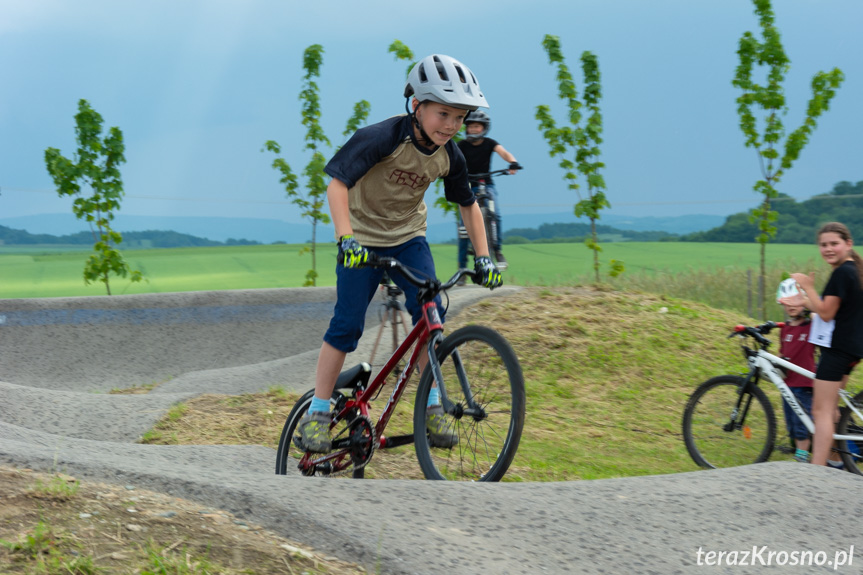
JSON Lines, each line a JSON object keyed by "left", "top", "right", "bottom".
{"left": 591, "top": 217, "right": 599, "bottom": 284}
{"left": 311, "top": 221, "right": 317, "bottom": 287}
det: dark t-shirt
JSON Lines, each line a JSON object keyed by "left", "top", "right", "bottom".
{"left": 458, "top": 137, "right": 500, "bottom": 185}
{"left": 822, "top": 260, "right": 863, "bottom": 357}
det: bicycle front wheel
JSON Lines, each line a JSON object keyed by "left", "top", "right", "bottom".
{"left": 414, "top": 325, "right": 525, "bottom": 481}
{"left": 837, "top": 390, "right": 863, "bottom": 476}
{"left": 682, "top": 375, "right": 776, "bottom": 469}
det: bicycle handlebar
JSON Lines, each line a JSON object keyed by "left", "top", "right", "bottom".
{"left": 730, "top": 321, "right": 785, "bottom": 347}
{"left": 363, "top": 253, "right": 477, "bottom": 293}
{"left": 467, "top": 165, "right": 523, "bottom": 182}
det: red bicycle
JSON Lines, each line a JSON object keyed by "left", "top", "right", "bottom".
{"left": 275, "top": 255, "right": 525, "bottom": 481}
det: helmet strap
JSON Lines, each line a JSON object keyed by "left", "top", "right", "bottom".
{"left": 406, "top": 99, "right": 437, "bottom": 148}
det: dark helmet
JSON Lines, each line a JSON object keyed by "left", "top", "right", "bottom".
{"left": 464, "top": 109, "right": 491, "bottom": 141}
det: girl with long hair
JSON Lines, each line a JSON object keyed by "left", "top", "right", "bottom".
{"left": 781, "top": 222, "right": 863, "bottom": 467}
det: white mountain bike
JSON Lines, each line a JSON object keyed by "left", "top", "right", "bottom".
{"left": 682, "top": 321, "right": 863, "bottom": 473}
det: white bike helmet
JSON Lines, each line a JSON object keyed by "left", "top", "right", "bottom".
{"left": 404, "top": 54, "right": 489, "bottom": 111}
{"left": 464, "top": 109, "right": 491, "bottom": 141}
{"left": 776, "top": 278, "right": 800, "bottom": 303}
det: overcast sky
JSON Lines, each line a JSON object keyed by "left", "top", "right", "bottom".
{"left": 1, "top": 0, "right": 861, "bottom": 227}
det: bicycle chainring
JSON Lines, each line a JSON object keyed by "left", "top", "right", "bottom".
{"left": 347, "top": 414, "right": 376, "bottom": 473}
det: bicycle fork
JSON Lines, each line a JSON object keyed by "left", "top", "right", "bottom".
{"left": 724, "top": 373, "right": 759, "bottom": 435}
{"left": 423, "top": 302, "right": 486, "bottom": 421}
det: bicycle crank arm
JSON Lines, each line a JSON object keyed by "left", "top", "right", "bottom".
{"left": 294, "top": 435, "right": 354, "bottom": 454}
{"left": 378, "top": 434, "right": 414, "bottom": 449}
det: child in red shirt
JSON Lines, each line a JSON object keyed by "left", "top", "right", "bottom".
{"left": 777, "top": 278, "right": 815, "bottom": 462}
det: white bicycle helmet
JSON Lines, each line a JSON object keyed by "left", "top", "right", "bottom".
{"left": 776, "top": 278, "right": 800, "bottom": 303}
{"left": 465, "top": 109, "right": 491, "bottom": 141}
{"left": 404, "top": 54, "right": 489, "bottom": 111}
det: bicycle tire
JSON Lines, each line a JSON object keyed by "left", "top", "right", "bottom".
{"left": 413, "top": 325, "right": 525, "bottom": 481}
{"left": 275, "top": 389, "right": 347, "bottom": 476}
{"left": 837, "top": 390, "right": 863, "bottom": 476}
{"left": 682, "top": 375, "right": 776, "bottom": 469}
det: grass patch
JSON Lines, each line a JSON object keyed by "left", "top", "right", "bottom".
{"left": 0, "top": 242, "right": 817, "bottom": 299}
{"left": 109, "top": 381, "right": 162, "bottom": 395}
{"left": 30, "top": 474, "right": 80, "bottom": 501}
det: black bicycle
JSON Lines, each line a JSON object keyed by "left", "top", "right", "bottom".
{"left": 460, "top": 167, "right": 521, "bottom": 271}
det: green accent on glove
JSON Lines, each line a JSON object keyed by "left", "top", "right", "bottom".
{"left": 474, "top": 256, "right": 502, "bottom": 289}
{"left": 339, "top": 234, "right": 369, "bottom": 268}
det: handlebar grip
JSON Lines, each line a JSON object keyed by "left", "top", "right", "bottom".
{"left": 337, "top": 248, "right": 381, "bottom": 267}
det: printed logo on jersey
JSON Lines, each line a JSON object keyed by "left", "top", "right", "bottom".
{"left": 389, "top": 169, "right": 430, "bottom": 190}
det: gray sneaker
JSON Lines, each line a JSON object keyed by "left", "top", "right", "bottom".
{"left": 298, "top": 411, "right": 332, "bottom": 453}
{"left": 426, "top": 405, "right": 458, "bottom": 448}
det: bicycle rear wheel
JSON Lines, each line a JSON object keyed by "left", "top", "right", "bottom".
{"left": 837, "top": 390, "right": 863, "bottom": 476}
{"left": 682, "top": 375, "right": 776, "bottom": 469}
{"left": 275, "top": 389, "right": 351, "bottom": 477}
{"left": 414, "top": 325, "right": 525, "bottom": 481}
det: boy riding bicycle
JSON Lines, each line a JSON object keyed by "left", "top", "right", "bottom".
{"left": 298, "top": 54, "right": 503, "bottom": 453}
{"left": 456, "top": 110, "right": 521, "bottom": 273}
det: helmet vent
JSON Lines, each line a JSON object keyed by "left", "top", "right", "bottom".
{"left": 432, "top": 56, "right": 448, "bottom": 81}
{"left": 453, "top": 64, "right": 467, "bottom": 84}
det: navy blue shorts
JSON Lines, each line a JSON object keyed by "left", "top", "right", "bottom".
{"left": 815, "top": 347, "right": 861, "bottom": 382}
{"left": 323, "top": 236, "right": 445, "bottom": 353}
{"left": 782, "top": 386, "right": 813, "bottom": 441}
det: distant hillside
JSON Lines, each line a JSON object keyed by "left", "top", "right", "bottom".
{"left": 505, "top": 222, "right": 678, "bottom": 243}
{"left": 0, "top": 214, "right": 317, "bottom": 245}
{"left": 681, "top": 180, "right": 863, "bottom": 243}
{"left": 0, "top": 225, "right": 260, "bottom": 248}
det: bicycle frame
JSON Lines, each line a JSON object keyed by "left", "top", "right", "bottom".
{"left": 746, "top": 349, "right": 863, "bottom": 443}
{"left": 353, "top": 299, "right": 442, "bottom": 445}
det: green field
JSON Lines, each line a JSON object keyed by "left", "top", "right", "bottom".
{"left": 0, "top": 242, "right": 819, "bottom": 303}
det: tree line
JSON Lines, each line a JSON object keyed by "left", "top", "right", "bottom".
{"left": 0, "top": 225, "right": 261, "bottom": 248}
{"left": 505, "top": 222, "right": 676, "bottom": 243}
{"left": 681, "top": 181, "right": 863, "bottom": 244}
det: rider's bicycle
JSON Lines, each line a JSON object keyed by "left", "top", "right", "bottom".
{"left": 460, "top": 167, "right": 521, "bottom": 271}
{"left": 275, "top": 254, "right": 526, "bottom": 481}
{"left": 682, "top": 321, "right": 863, "bottom": 474}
